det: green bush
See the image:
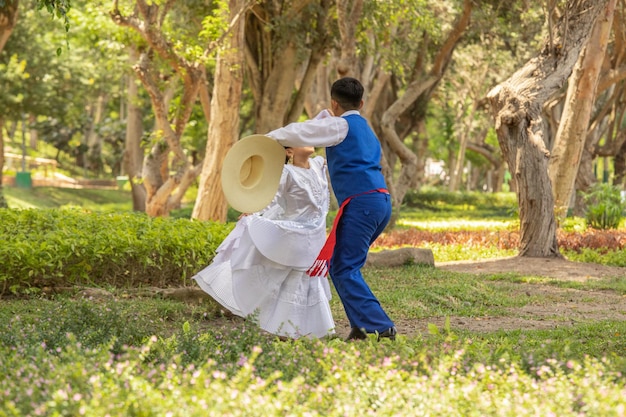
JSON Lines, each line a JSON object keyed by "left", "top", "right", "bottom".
{"left": 562, "top": 248, "right": 626, "bottom": 267}
{"left": 171, "top": 205, "right": 242, "bottom": 223}
{"left": 403, "top": 188, "right": 517, "bottom": 216}
{"left": 581, "top": 183, "right": 625, "bottom": 230}
{"left": 0, "top": 208, "right": 232, "bottom": 294}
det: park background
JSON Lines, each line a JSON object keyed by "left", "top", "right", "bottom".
{"left": 2, "top": 0, "right": 626, "bottom": 415}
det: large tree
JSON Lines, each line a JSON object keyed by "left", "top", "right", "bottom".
{"left": 192, "top": 0, "right": 246, "bottom": 221}
{"left": 110, "top": 0, "right": 217, "bottom": 217}
{"left": 549, "top": 0, "right": 617, "bottom": 222}
{"left": 573, "top": 0, "right": 626, "bottom": 213}
{"left": 245, "top": 0, "right": 335, "bottom": 133}
{"left": 487, "top": 0, "right": 610, "bottom": 257}
{"left": 122, "top": 46, "right": 147, "bottom": 211}
{"left": 344, "top": 0, "right": 473, "bottom": 224}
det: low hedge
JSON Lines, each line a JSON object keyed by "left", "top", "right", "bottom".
{"left": 0, "top": 208, "right": 232, "bottom": 295}
{"left": 403, "top": 189, "right": 517, "bottom": 211}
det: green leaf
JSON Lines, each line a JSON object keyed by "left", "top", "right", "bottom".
{"left": 427, "top": 322, "right": 440, "bottom": 335}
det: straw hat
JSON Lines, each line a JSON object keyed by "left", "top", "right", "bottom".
{"left": 221, "top": 134, "right": 285, "bottom": 213}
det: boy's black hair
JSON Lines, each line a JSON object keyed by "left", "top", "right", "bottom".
{"left": 331, "top": 77, "right": 363, "bottom": 110}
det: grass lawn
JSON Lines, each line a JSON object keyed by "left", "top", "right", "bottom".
{"left": 1, "top": 187, "right": 625, "bottom": 415}
{"left": 4, "top": 186, "right": 133, "bottom": 211}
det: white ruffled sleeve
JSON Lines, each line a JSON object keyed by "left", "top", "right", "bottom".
{"left": 266, "top": 113, "right": 348, "bottom": 148}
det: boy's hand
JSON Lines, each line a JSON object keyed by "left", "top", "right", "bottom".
{"left": 315, "top": 109, "right": 334, "bottom": 119}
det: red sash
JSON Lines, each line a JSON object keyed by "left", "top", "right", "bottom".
{"left": 306, "top": 188, "right": 388, "bottom": 277}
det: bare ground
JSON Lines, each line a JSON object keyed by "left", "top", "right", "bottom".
{"left": 75, "top": 257, "right": 626, "bottom": 340}
{"left": 203, "top": 257, "right": 626, "bottom": 340}
{"left": 367, "top": 257, "right": 626, "bottom": 339}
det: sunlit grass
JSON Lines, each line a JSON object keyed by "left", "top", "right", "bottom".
{"left": 427, "top": 243, "right": 518, "bottom": 262}
{"left": 398, "top": 218, "right": 518, "bottom": 231}
{"left": 4, "top": 187, "right": 132, "bottom": 211}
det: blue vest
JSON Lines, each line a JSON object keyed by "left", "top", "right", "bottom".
{"left": 326, "top": 114, "right": 388, "bottom": 204}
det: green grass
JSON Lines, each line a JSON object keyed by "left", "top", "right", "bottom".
{"left": 2, "top": 274, "right": 625, "bottom": 415}
{"left": 4, "top": 186, "right": 133, "bottom": 211}
{"left": 1, "top": 187, "right": 625, "bottom": 415}
{"left": 398, "top": 218, "right": 518, "bottom": 231}
{"left": 365, "top": 265, "right": 626, "bottom": 319}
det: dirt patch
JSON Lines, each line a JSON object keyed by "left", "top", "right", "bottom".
{"left": 60, "top": 256, "right": 626, "bottom": 340}
{"left": 187, "top": 257, "right": 626, "bottom": 339}
{"left": 348, "top": 257, "right": 626, "bottom": 340}
{"left": 437, "top": 256, "right": 626, "bottom": 281}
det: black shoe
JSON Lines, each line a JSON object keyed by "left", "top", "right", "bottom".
{"left": 345, "top": 327, "right": 367, "bottom": 341}
{"left": 377, "top": 326, "right": 397, "bottom": 341}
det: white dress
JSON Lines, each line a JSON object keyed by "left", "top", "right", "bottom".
{"left": 193, "top": 156, "right": 335, "bottom": 339}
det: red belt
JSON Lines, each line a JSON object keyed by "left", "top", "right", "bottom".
{"left": 306, "top": 188, "right": 389, "bottom": 277}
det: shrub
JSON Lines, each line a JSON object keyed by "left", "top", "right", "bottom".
{"left": 402, "top": 188, "right": 517, "bottom": 218}
{"left": 0, "top": 208, "right": 232, "bottom": 294}
{"left": 581, "top": 183, "right": 625, "bottom": 230}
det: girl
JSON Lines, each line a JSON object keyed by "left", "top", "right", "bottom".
{"left": 193, "top": 146, "right": 335, "bottom": 339}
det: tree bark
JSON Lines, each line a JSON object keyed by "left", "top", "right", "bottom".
{"left": 614, "top": 137, "right": 626, "bottom": 187}
{"left": 378, "top": 0, "right": 472, "bottom": 216}
{"left": 255, "top": 43, "right": 298, "bottom": 132}
{"left": 123, "top": 47, "right": 146, "bottom": 212}
{"left": 286, "top": 0, "right": 333, "bottom": 124}
{"left": 549, "top": 0, "right": 616, "bottom": 221}
{"left": 85, "top": 94, "right": 108, "bottom": 173}
{"left": 111, "top": 0, "right": 208, "bottom": 217}
{"left": 573, "top": 130, "right": 602, "bottom": 216}
{"left": 245, "top": 1, "right": 335, "bottom": 132}
{"left": 336, "top": 0, "right": 363, "bottom": 78}
{"left": 487, "top": 0, "right": 609, "bottom": 257}
{"left": 0, "top": 0, "right": 18, "bottom": 53}
{"left": 28, "top": 114, "right": 37, "bottom": 149}
{"left": 192, "top": 0, "right": 246, "bottom": 222}
{"left": 380, "top": 77, "right": 437, "bottom": 209}
{"left": 449, "top": 101, "right": 479, "bottom": 191}
{"left": 0, "top": 116, "right": 7, "bottom": 208}
{"left": 0, "top": 0, "right": 24, "bottom": 209}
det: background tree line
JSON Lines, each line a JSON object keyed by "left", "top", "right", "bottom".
{"left": 1, "top": 0, "right": 625, "bottom": 258}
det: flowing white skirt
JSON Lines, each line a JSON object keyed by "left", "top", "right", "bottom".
{"left": 193, "top": 218, "right": 335, "bottom": 339}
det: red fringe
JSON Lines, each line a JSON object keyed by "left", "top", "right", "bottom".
{"left": 306, "top": 188, "right": 388, "bottom": 277}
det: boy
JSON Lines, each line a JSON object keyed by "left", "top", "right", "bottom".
{"left": 267, "top": 77, "right": 396, "bottom": 341}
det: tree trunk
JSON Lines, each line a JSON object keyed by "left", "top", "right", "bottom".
{"left": 192, "top": 0, "right": 245, "bottom": 222}
{"left": 2, "top": 0, "right": 21, "bottom": 207}
{"left": 0, "top": 0, "right": 18, "bottom": 53}
{"left": 286, "top": 0, "right": 333, "bottom": 124}
{"left": 85, "top": 94, "right": 108, "bottom": 173}
{"left": 255, "top": 43, "right": 298, "bottom": 132}
{"left": 614, "top": 137, "right": 626, "bottom": 187}
{"left": 28, "top": 114, "right": 38, "bottom": 149}
{"left": 549, "top": 0, "right": 616, "bottom": 221}
{"left": 111, "top": 1, "right": 209, "bottom": 217}
{"left": 448, "top": 62, "right": 490, "bottom": 192}
{"left": 449, "top": 102, "right": 479, "bottom": 191}
{"left": 0, "top": 116, "right": 7, "bottom": 208}
{"left": 380, "top": 77, "right": 436, "bottom": 209}
{"left": 487, "top": 0, "right": 609, "bottom": 257}
{"left": 573, "top": 139, "right": 599, "bottom": 216}
{"left": 378, "top": 0, "right": 472, "bottom": 213}
{"left": 245, "top": 1, "right": 335, "bottom": 132}
{"left": 336, "top": 0, "right": 363, "bottom": 78}
{"left": 123, "top": 48, "right": 146, "bottom": 212}
{"left": 411, "top": 120, "right": 429, "bottom": 189}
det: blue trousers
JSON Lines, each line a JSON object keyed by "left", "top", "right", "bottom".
{"left": 329, "top": 192, "right": 394, "bottom": 333}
